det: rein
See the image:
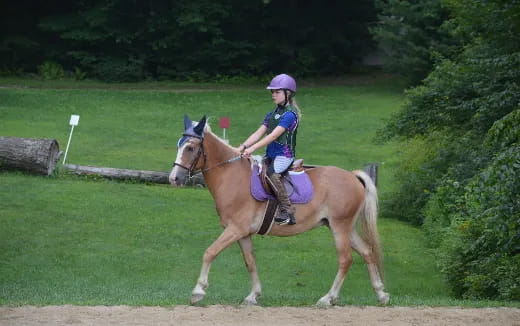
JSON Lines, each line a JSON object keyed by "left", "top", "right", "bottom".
{"left": 173, "top": 134, "right": 241, "bottom": 181}
{"left": 202, "top": 155, "right": 242, "bottom": 172}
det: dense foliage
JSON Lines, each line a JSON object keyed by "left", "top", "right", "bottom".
{"left": 378, "top": 0, "right": 520, "bottom": 300}
{"left": 0, "top": 0, "right": 377, "bottom": 81}
{"left": 371, "top": 0, "right": 456, "bottom": 85}
{"left": 427, "top": 111, "right": 520, "bottom": 299}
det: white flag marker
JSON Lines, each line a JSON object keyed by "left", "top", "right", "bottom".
{"left": 62, "top": 115, "right": 80, "bottom": 165}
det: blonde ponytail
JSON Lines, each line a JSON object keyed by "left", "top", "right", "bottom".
{"left": 288, "top": 93, "right": 302, "bottom": 121}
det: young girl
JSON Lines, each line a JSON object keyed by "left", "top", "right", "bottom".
{"left": 240, "top": 74, "right": 301, "bottom": 225}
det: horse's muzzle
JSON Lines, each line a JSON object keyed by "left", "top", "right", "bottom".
{"left": 169, "top": 168, "right": 188, "bottom": 186}
{"left": 170, "top": 176, "right": 184, "bottom": 187}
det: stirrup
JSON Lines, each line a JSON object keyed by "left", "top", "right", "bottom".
{"left": 275, "top": 210, "right": 296, "bottom": 225}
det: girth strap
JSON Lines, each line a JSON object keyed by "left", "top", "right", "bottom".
{"left": 257, "top": 200, "right": 277, "bottom": 235}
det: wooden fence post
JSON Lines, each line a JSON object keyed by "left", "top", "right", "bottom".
{"left": 364, "top": 163, "right": 378, "bottom": 187}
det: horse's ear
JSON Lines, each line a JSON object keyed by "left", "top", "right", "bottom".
{"left": 183, "top": 114, "right": 192, "bottom": 131}
{"left": 193, "top": 115, "right": 207, "bottom": 135}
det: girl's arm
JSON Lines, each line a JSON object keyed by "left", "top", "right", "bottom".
{"left": 242, "top": 126, "right": 285, "bottom": 157}
{"left": 238, "top": 125, "right": 267, "bottom": 152}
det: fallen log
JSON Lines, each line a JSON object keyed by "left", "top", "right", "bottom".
{"left": 0, "top": 137, "right": 61, "bottom": 175}
{"left": 62, "top": 164, "right": 206, "bottom": 187}
{"left": 62, "top": 162, "right": 373, "bottom": 189}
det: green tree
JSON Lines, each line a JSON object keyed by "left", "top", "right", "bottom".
{"left": 378, "top": 0, "right": 520, "bottom": 299}
{"left": 371, "top": 0, "right": 456, "bottom": 85}
{"left": 439, "top": 121, "right": 520, "bottom": 299}
{"left": 3, "top": 0, "right": 378, "bottom": 81}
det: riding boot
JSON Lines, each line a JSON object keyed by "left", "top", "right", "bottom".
{"left": 268, "top": 173, "right": 296, "bottom": 225}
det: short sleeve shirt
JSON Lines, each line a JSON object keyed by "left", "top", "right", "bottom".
{"left": 262, "top": 107, "right": 298, "bottom": 158}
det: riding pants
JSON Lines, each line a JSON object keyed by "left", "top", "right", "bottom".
{"left": 266, "top": 156, "right": 296, "bottom": 223}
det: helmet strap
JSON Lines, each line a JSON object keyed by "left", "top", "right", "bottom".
{"left": 283, "top": 89, "right": 290, "bottom": 106}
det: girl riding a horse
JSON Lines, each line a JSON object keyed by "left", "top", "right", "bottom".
{"left": 240, "top": 74, "right": 301, "bottom": 225}
{"left": 169, "top": 114, "right": 390, "bottom": 306}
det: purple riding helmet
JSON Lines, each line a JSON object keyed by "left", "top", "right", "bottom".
{"left": 266, "top": 74, "right": 296, "bottom": 93}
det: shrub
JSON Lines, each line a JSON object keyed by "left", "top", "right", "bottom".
{"left": 434, "top": 111, "right": 520, "bottom": 299}
{"left": 37, "top": 61, "right": 65, "bottom": 80}
{"left": 73, "top": 67, "right": 87, "bottom": 81}
{"left": 439, "top": 144, "right": 520, "bottom": 300}
{"left": 382, "top": 136, "right": 439, "bottom": 225}
{"left": 485, "top": 108, "right": 520, "bottom": 151}
{"left": 0, "top": 66, "right": 23, "bottom": 76}
{"left": 383, "top": 129, "right": 488, "bottom": 225}
{"left": 92, "top": 57, "right": 145, "bottom": 82}
{"left": 422, "top": 179, "right": 465, "bottom": 247}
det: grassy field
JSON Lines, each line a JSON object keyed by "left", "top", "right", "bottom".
{"left": 1, "top": 75, "right": 517, "bottom": 307}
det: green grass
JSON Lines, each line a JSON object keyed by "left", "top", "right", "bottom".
{"left": 0, "top": 76, "right": 403, "bottom": 195}
{"left": 1, "top": 76, "right": 517, "bottom": 307}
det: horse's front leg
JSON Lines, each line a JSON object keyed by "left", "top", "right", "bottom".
{"left": 191, "top": 226, "right": 245, "bottom": 304}
{"left": 238, "top": 236, "right": 262, "bottom": 305}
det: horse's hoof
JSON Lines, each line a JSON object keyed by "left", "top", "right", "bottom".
{"left": 243, "top": 297, "right": 257, "bottom": 305}
{"left": 243, "top": 294, "right": 260, "bottom": 305}
{"left": 378, "top": 292, "right": 390, "bottom": 305}
{"left": 191, "top": 291, "right": 205, "bottom": 305}
{"left": 316, "top": 295, "right": 335, "bottom": 307}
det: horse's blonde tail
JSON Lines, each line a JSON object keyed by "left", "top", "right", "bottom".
{"left": 353, "top": 170, "right": 384, "bottom": 278}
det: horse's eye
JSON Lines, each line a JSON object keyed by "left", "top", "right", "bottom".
{"left": 186, "top": 146, "right": 194, "bottom": 152}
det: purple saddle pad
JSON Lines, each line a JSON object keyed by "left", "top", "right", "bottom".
{"left": 250, "top": 165, "right": 313, "bottom": 203}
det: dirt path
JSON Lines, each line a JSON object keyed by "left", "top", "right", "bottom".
{"left": 1, "top": 305, "right": 519, "bottom": 326}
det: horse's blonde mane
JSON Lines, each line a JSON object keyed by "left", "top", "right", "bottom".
{"left": 203, "top": 121, "right": 237, "bottom": 152}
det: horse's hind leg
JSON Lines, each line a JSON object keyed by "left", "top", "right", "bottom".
{"left": 191, "top": 226, "right": 245, "bottom": 304}
{"left": 238, "top": 236, "right": 262, "bottom": 305}
{"left": 318, "top": 224, "right": 353, "bottom": 306}
{"left": 351, "top": 230, "right": 390, "bottom": 304}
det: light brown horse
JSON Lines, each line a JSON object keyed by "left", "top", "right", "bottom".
{"left": 169, "top": 115, "right": 389, "bottom": 306}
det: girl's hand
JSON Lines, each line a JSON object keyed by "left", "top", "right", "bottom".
{"left": 242, "top": 147, "right": 254, "bottom": 158}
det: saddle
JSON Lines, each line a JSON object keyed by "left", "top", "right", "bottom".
{"left": 251, "top": 157, "right": 313, "bottom": 235}
{"left": 250, "top": 157, "right": 313, "bottom": 204}
{"left": 259, "top": 158, "right": 305, "bottom": 196}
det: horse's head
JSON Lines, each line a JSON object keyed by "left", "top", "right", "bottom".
{"left": 169, "top": 114, "right": 207, "bottom": 186}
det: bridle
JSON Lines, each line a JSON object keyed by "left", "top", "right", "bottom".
{"left": 172, "top": 134, "right": 241, "bottom": 182}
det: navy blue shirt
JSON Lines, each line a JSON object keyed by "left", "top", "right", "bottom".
{"left": 262, "top": 108, "right": 298, "bottom": 158}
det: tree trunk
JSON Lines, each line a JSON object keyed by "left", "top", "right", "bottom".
{"left": 62, "top": 164, "right": 206, "bottom": 187}
{"left": 0, "top": 137, "right": 61, "bottom": 175}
